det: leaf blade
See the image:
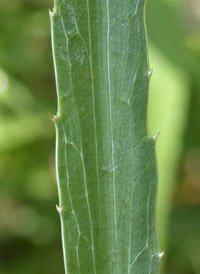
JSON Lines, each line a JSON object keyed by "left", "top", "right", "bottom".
{"left": 51, "top": 0, "right": 159, "bottom": 273}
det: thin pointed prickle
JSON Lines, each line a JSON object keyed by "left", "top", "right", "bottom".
{"left": 56, "top": 205, "right": 62, "bottom": 214}
{"left": 148, "top": 68, "right": 153, "bottom": 78}
{"left": 159, "top": 250, "right": 165, "bottom": 260}
{"left": 153, "top": 131, "right": 161, "bottom": 141}
{"left": 48, "top": 113, "right": 56, "bottom": 121}
{"left": 49, "top": 9, "right": 53, "bottom": 17}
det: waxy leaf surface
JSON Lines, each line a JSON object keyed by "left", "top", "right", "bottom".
{"left": 51, "top": 0, "right": 159, "bottom": 273}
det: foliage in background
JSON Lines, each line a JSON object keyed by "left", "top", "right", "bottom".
{"left": 0, "top": 0, "right": 200, "bottom": 273}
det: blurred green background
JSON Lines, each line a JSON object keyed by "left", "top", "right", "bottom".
{"left": 0, "top": 0, "right": 200, "bottom": 273}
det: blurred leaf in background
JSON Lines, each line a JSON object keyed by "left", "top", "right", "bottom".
{"left": 147, "top": 0, "right": 200, "bottom": 273}
{"left": 0, "top": 0, "right": 200, "bottom": 273}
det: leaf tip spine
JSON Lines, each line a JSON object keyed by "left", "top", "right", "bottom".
{"left": 48, "top": 113, "right": 57, "bottom": 122}
{"left": 159, "top": 250, "right": 165, "bottom": 260}
{"left": 49, "top": 4, "right": 58, "bottom": 19}
{"left": 49, "top": 9, "right": 54, "bottom": 18}
{"left": 56, "top": 205, "right": 62, "bottom": 215}
{"left": 148, "top": 68, "right": 153, "bottom": 78}
{"left": 152, "top": 131, "right": 161, "bottom": 142}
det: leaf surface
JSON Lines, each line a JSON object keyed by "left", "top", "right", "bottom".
{"left": 51, "top": 0, "right": 159, "bottom": 273}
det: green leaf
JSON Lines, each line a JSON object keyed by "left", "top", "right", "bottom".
{"left": 50, "top": 0, "right": 159, "bottom": 273}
